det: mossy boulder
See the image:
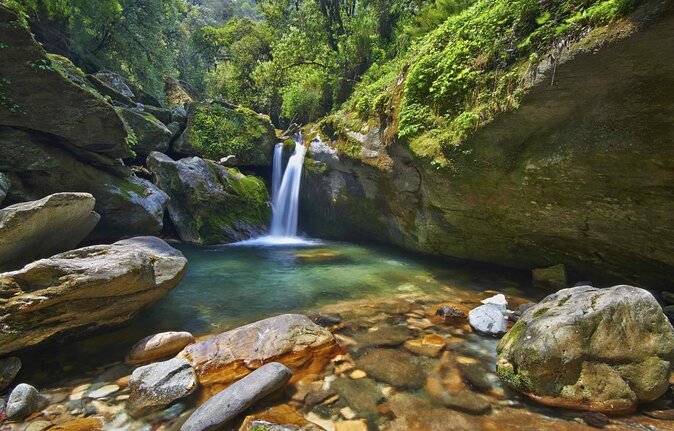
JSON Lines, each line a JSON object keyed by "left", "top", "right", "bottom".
{"left": 497, "top": 285, "right": 674, "bottom": 413}
{"left": 147, "top": 152, "right": 270, "bottom": 244}
{"left": 117, "top": 107, "right": 173, "bottom": 156}
{"left": 0, "top": 127, "right": 168, "bottom": 239}
{"left": 0, "top": 5, "right": 131, "bottom": 164}
{"left": 174, "top": 102, "right": 276, "bottom": 166}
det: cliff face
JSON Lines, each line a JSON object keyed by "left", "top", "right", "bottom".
{"left": 301, "top": 3, "right": 674, "bottom": 288}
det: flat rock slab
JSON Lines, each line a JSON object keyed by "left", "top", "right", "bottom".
{"left": 181, "top": 362, "right": 292, "bottom": 431}
{"left": 179, "top": 314, "right": 340, "bottom": 398}
{"left": 0, "top": 193, "right": 99, "bottom": 271}
{"left": 0, "top": 237, "right": 187, "bottom": 355}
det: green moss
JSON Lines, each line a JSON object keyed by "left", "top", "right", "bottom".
{"left": 557, "top": 295, "right": 572, "bottom": 306}
{"left": 533, "top": 307, "right": 550, "bottom": 318}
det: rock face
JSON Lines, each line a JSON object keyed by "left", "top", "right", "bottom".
{"left": 147, "top": 152, "right": 270, "bottom": 244}
{"left": 0, "top": 173, "right": 9, "bottom": 205}
{"left": 1, "top": 127, "right": 168, "bottom": 239}
{"left": 5, "top": 383, "right": 48, "bottom": 420}
{"left": 0, "top": 5, "right": 131, "bottom": 164}
{"left": 126, "top": 331, "right": 196, "bottom": 364}
{"left": 181, "top": 362, "right": 292, "bottom": 431}
{"left": 117, "top": 108, "right": 173, "bottom": 155}
{"left": 497, "top": 285, "right": 674, "bottom": 413}
{"left": 300, "top": 8, "right": 674, "bottom": 288}
{"left": 0, "top": 357, "right": 21, "bottom": 391}
{"left": 0, "top": 193, "right": 99, "bottom": 271}
{"left": 174, "top": 102, "right": 276, "bottom": 166}
{"left": 179, "top": 314, "right": 340, "bottom": 397}
{"left": 468, "top": 304, "right": 507, "bottom": 337}
{"left": 0, "top": 237, "right": 187, "bottom": 355}
{"left": 127, "top": 358, "right": 198, "bottom": 416}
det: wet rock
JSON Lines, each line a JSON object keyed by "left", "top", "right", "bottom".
{"left": 307, "top": 312, "right": 342, "bottom": 327}
{"left": 468, "top": 304, "right": 507, "bottom": 337}
{"left": 435, "top": 305, "right": 466, "bottom": 321}
{"left": 457, "top": 362, "right": 493, "bottom": 392}
{"left": 403, "top": 334, "right": 446, "bottom": 357}
{"left": 507, "top": 311, "right": 521, "bottom": 323}
{"left": 239, "top": 404, "right": 326, "bottom": 430}
{"left": 6, "top": 383, "right": 49, "bottom": 420}
{"left": 25, "top": 421, "right": 53, "bottom": 431}
{"left": 181, "top": 362, "right": 292, "bottom": 431}
{"left": 126, "top": 331, "right": 195, "bottom": 364}
{"left": 128, "top": 358, "right": 198, "bottom": 417}
{"left": 86, "top": 384, "right": 119, "bottom": 399}
{"left": 356, "top": 349, "right": 425, "bottom": 389}
{"left": 0, "top": 193, "right": 99, "bottom": 270}
{"left": 481, "top": 294, "right": 507, "bottom": 313}
{"left": 335, "top": 419, "right": 368, "bottom": 431}
{"left": 387, "top": 392, "right": 481, "bottom": 430}
{"left": 179, "top": 314, "right": 339, "bottom": 398}
{"left": 352, "top": 324, "right": 412, "bottom": 349}
{"left": 49, "top": 417, "right": 103, "bottom": 431}
{"left": 117, "top": 108, "right": 173, "bottom": 155}
{"left": 219, "top": 155, "right": 237, "bottom": 167}
{"left": 0, "top": 357, "right": 21, "bottom": 391}
{"left": 331, "top": 377, "right": 382, "bottom": 418}
{"left": 430, "top": 390, "right": 491, "bottom": 414}
{"left": 497, "top": 285, "right": 674, "bottom": 413}
{"left": 0, "top": 237, "right": 187, "bottom": 355}
{"left": 581, "top": 412, "right": 610, "bottom": 428}
{"left": 531, "top": 264, "right": 566, "bottom": 290}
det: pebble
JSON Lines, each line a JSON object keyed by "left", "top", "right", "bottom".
{"left": 481, "top": 294, "right": 507, "bottom": 313}
{"left": 335, "top": 419, "right": 368, "bottom": 431}
{"left": 582, "top": 411, "right": 609, "bottom": 428}
{"left": 87, "top": 384, "right": 119, "bottom": 399}
{"left": 340, "top": 406, "right": 357, "bottom": 419}
{"left": 349, "top": 370, "right": 367, "bottom": 379}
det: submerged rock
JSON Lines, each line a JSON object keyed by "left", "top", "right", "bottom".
{"left": 497, "top": 285, "right": 674, "bottom": 413}
{"left": 239, "top": 404, "right": 325, "bottom": 431}
{"left": 331, "top": 377, "right": 382, "bottom": 418}
{"left": 0, "top": 193, "right": 99, "bottom": 270}
{"left": 127, "top": 358, "right": 197, "bottom": 417}
{"left": 356, "top": 349, "right": 425, "bottom": 389}
{"left": 147, "top": 152, "right": 270, "bottom": 244}
{"left": 181, "top": 362, "right": 292, "bottom": 431}
{"left": 0, "top": 357, "right": 21, "bottom": 391}
{"left": 179, "top": 314, "right": 339, "bottom": 398}
{"left": 468, "top": 304, "right": 507, "bottom": 337}
{"left": 6, "top": 383, "right": 49, "bottom": 420}
{"left": 126, "top": 331, "right": 196, "bottom": 364}
{"left": 0, "top": 237, "right": 187, "bottom": 354}
{"left": 403, "top": 334, "right": 446, "bottom": 357}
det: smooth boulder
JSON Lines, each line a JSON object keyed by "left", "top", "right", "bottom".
{"left": 0, "top": 237, "right": 187, "bottom": 354}
{"left": 181, "top": 362, "right": 292, "bottom": 431}
{"left": 0, "top": 193, "right": 99, "bottom": 271}
{"left": 147, "top": 152, "right": 269, "bottom": 244}
{"left": 5, "top": 383, "right": 48, "bottom": 420}
{"left": 497, "top": 285, "right": 674, "bottom": 413}
{"left": 468, "top": 304, "right": 507, "bottom": 337}
{"left": 117, "top": 107, "right": 173, "bottom": 155}
{"left": 126, "top": 331, "right": 196, "bottom": 364}
{"left": 127, "top": 358, "right": 197, "bottom": 416}
{"left": 0, "top": 357, "right": 21, "bottom": 391}
{"left": 178, "top": 314, "right": 339, "bottom": 397}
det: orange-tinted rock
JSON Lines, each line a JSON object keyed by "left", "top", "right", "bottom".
{"left": 48, "top": 418, "right": 103, "bottom": 431}
{"left": 335, "top": 419, "right": 369, "bottom": 431}
{"left": 403, "top": 334, "right": 446, "bottom": 357}
{"left": 126, "top": 331, "right": 195, "bottom": 364}
{"left": 179, "top": 314, "right": 341, "bottom": 398}
{"left": 239, "top": 404, "right": 325, "bottom": 431}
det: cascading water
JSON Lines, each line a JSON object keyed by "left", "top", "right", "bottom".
{"left": 234, "top": 134, "right": 316, "bottom": 246}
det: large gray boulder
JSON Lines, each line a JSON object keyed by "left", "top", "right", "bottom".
{"left": 0, "top": 127, "right": 168, "bottom": 239}
{"left": 0, "top": 193, "right": 99, "bottom": 271}
{"left": 0, "top": 237, "right": 187, "bottom": 355}
{"left": 147, "top": 152, "right": 269, "bottom": 244}
{"left": 117, "top": 107, "right": 173, "bottom": 156}
{"left": 127, "top": 358, "right": 197, "bottom": 416}
{"left": 497, "top": 285, "right": 674, "bottom": 413}
{"left": 5, "top": 383, "right": 48, "bottom": 420}
{"left": 181, "top": 362, "right": 292, "bottom": 431}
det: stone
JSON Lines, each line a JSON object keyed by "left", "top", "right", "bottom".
{"left": 335, "top": 419, "right": 368, "bottom": 431}
{"left": 126, "top": 331, "right": 196, "bottom": 364}
{"left": 531, "top": 264, "right": 567, "bottom": 290}
{"left": 142, "top": 105, "right": 173, "bottom": 125}
{"left": 307, "top": 312, "right": 342, "bottom": 327}
{"left": 239, "top": 404, "right": 325, "bottom": 431}
{"left": 0, "top": 6, "right": 131, "bottom": 162}
{"left": 180, "top": 362, "right": 292, "bottom": 431}
{"left": 128, "top": 358, "right": 198, "bottom": 417}
{"left": 0, "top": 193, "right": 99, "bottom": 270}
{"left": 174, "top": 102, "right": 276, "bottom": 166}
{"left": 497, "top": 285, "right": 674, "bottom": 413}
{"left": 355, "top": 349, "right": 425, "bottom": 389}
{"left": 435, "top": 305, "right": 467, "bottom": 321}
{"left": 331, "top": 377, "right": 382, "bottom": 418}
{"left": 25, "top": 421, "right": 53, "bottom": 431}
{"left": 117, "top": 107, "right": 173, "bottom": 155}
{"left": 352, "top": 324, "right": 412, "bottom": 348}
{"left": 86, "top": 384, "right": 119, "bottom": 399}
{"left": 349, "top": 370, "right": 367, "bottom": 379}
{"left": 468, "top": 304, "right": 507, "bottom": 337}
{"left": 48, "top": 418, "right": 103, "bottom": 431}
{"left": 165, "top": 77, "right": 198, "bottom": 107}
{"left": 403, "top": 334, "right": 446, "bottom": 357}
{"left": 340, "top": 406, "right": 357, "bottom": 419}
{"left": 428, "top": 390, "right": 491, "bottom": 414}
{"left": 457, "top": 362, "right": 494, "bottom": 393}
{"left": 178, "top": 314, "right": 340, "bottom": 398}
{"left": 5, "top": 383, "right": 49, "bottom": 420}
{"left": 147, "top": 152, "right": 270, "bottom": 244}
{"left": 0, "top": 172, "right": 10, "bottom": 205}
{"left": 171, "top": 105, "right": 188, "bottom": 125}
{"left": 0, "top": 127, "right": 168, "bottom": 239}
{"left": 481, "top": 294, "right": 507, "bottom": 312}
{"left": 219, "top": 155, "right": 237, "bottom": 167}
{"left": 0, "top": 237, "right": 187, "bottom": 354}
{"left": 91, "top": 71, "right": 136, "bottom": 99}
{"left": 86, "top": 73, "right": 135, "bottom": 106}
{"left": 582, "top": 412, "right": 610, "bottom": 428}
{"left": 0, "top": 356, "right": 21, "bottom": 391}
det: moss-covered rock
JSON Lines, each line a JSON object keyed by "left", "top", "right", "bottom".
{"left": 174, "top": 102, "right": 277, "bottom": 166}
{"left": 116, "top": 107, "right": 173, "bottom": 156}
{"left": 147, "top": 152, "right": 270, "bottom": 244}
{"left": 496, "top": 285, "right": 674, "bottom": 413}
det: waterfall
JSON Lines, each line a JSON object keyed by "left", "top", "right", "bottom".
{"left": 270, "top": 135, "right": 306, "bottom": 237}
{"left": 271, "top": 143, "right": 283, "bottom": 208}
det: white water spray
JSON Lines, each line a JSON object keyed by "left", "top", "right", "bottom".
{"left": 271, "top": 143, "right": 283, "bottom": 208}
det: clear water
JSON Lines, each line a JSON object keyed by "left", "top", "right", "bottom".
{"left": 23, "top": 240, "right": 533, "bottom": 386}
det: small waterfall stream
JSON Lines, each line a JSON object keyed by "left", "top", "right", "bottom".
{"left": 271, "top": 143, "right": 283, "bottom": 208}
